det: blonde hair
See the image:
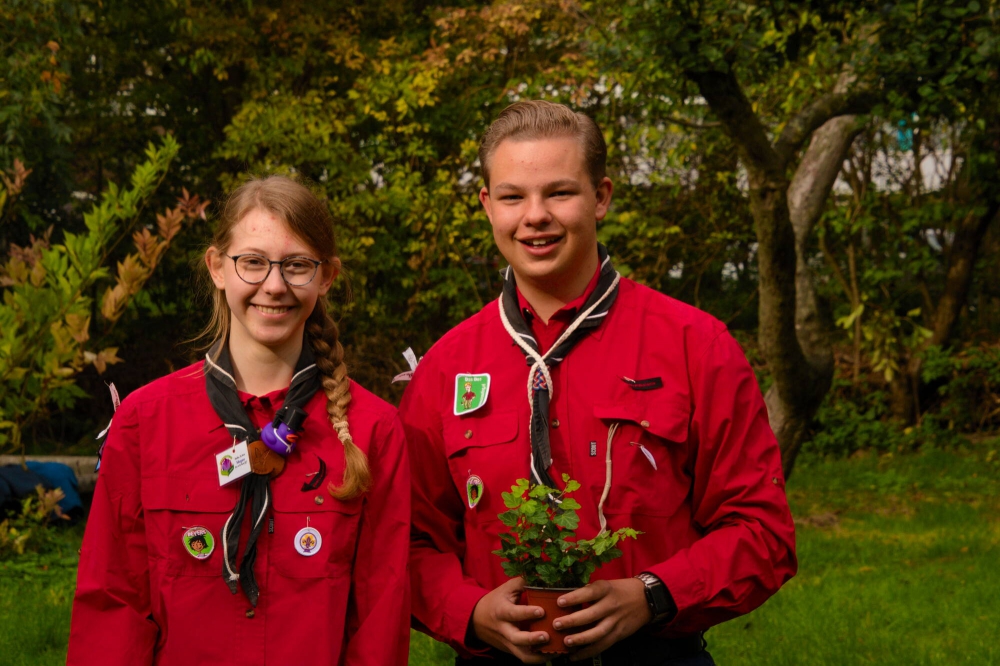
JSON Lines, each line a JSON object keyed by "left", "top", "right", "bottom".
{"left": 202, "top": 175, "right": 371, "bottom": 500}
{"left": 478, "top": 100, "right": 607, "bottom": 189}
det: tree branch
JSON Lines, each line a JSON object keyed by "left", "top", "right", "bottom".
{"left": 664, "top": 115, "right": 722, "bottom": 130}
{"left": 685, "top": 68, "right": 783, "bottom": 178}
{"left": 774, "top": 89, "right": 878, "bottom": 167}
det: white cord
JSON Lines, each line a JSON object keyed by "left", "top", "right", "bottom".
{"left": 221, "top": 512, "right": 239, "bottom": 582}
{"left": 497, "top": 271, "right": 621, "bottom": 480}
{"left": 596, "top": 422, "right": 619, "bottom": 535}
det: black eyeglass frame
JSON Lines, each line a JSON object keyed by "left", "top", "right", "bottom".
{"left": 225, "top": 253, "right": 327, "bottom": 286}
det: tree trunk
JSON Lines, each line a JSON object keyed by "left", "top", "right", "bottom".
{"left": 775, "top": 115, "right": 863, "bottom": 475}
{"left": 688, "top": 68, "right": 865, "bottom": 478}
{"left": 897, "top": 202, "right": 1000, "bottom": 421}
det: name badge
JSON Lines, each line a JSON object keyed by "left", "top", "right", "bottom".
{"left": 216, "top": 440, "right": 252, "bottom": 486}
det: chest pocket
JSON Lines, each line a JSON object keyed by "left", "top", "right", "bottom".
{"left": 142, "top": 475, "right": 238, "bottom": 577}
{"left": 442, "top": 410, "right": 520, "bottom": 523}
{"left": 592, "top": 395, "right": 691, "bottom": 517}
{"left": 269, "top": 468, "right": 362, "bottom": 579}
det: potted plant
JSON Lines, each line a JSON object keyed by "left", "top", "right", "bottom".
{"left": 493, "top": 475, "right": 640, "bottom": 654}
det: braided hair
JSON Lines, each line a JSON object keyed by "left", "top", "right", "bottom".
{"left": 200, "top": 175, "right": 371, "bottom": 499}
{"left": 306, "top": 301, "right": 371, "bottom": 499}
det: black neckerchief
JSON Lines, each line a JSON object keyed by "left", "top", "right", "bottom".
{"left": 204, "top": 338, "right": 322, "bottom": 607}
{"left": 497, "top": 243, "right": 620, "bottom": 488}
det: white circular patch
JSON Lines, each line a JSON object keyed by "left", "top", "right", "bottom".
{"left": 294, "top": 526, "right": 322, "bottom": 557}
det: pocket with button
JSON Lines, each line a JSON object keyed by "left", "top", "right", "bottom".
{"left": 442, "top": 410, "right": 521, "bottom": 522}
{"left": 141, "top": 475, "right": 239, "bottom": 577}
{"left": 269, "top": 475, "right": 362, "bottom": 578}
{"left": 591, "top": 394, "right": 692, "bottom": 517}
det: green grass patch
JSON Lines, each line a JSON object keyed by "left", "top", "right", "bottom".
{"left": 0, "top": 525, "right": 82, "bottom": 666}
{"left": 706, "top": 439, "right": 1000, "bottom": 666}
{"left": 3, "top": 438, "right": 998, "bottom": 664}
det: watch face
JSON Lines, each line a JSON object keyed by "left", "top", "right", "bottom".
{"left": 648, "top": 584, "right": 671, "bottom": 613}
{"left": 638, "top": 573, "right": 672, "bottom": 616}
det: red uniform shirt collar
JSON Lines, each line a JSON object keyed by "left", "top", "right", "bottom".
{"left": 514, "top": 264, "right": 602, "bottom": 354}
{"left": 236, "top": 385, "right": 289, "bottom": 411}
{"left": 515, "top": 264, "right": 602, "bottom": 324}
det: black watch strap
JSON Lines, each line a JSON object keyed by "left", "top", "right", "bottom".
{"left": 635, "top": 572, "right": 678, "bottom": 624}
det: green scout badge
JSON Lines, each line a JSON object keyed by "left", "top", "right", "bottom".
{"left": 182, "top": 526, "right": 215, "bottom": 560}
{"left": 466, "top": 474, "right": 484, "bottom": 509}
{"left": 454, "top": 374, "right": 490, "bottom": 416}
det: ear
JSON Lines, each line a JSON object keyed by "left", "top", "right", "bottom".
{"left": 594, "top": 177, "right": 614, "bottom": 221}
{"left": 479, "top": 186, "right": 494, "bottom": 224}
{"left": 317, "top": 257, "right": 340, "bottom": 296}
{"left": 205, "top": 246, "right": 227, "bottom": 290}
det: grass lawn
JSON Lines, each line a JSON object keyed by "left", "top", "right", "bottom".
{"left": 3, "top": 437, "right": 997, "bottom": 665}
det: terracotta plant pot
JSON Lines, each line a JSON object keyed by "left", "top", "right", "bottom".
{"left": 524, "top": 586, "right": 583, "bottom": 654}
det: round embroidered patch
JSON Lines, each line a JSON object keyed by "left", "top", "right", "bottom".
{"left": 294, "top": 526, "right": 322, "bottom": 557}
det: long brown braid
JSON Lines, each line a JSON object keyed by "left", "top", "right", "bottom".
{"left": 197, "top": 174, "right": 370, "bottom": 498}
{"left": 307, "top": 300, "right": 371, "bottom": 499}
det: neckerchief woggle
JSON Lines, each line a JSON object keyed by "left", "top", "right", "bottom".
{"left": 204, "top": 338, "right": 321, "bottom": 606}
{"left": 497, "top": 243, "right": 620, "bottom": 489}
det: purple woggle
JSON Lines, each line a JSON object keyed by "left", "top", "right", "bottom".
{"left": 262, "top": 422, "right": 297, "bottom": 456}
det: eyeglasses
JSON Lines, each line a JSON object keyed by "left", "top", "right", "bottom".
{"left": 225, "top": 254, "right": 326, "bottom": 287}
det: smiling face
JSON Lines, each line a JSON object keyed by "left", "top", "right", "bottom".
{"left": 206, "top": 208, "right": 336, "bottom": 360}
{"left": 479, "top": 136, "right": 612, "bottom": 307}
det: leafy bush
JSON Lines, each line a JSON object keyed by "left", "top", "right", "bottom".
{"left": 0, "top": 137, "right": 204, "bottom": 454}
{"left": 0, "top": 485, "right": 68, "bottom": 560}
{"left": 807, "top": 373, "right": 965, "bottom": 458}
{"left": 920, "top": 344, "right": 1000, "bottom": 431}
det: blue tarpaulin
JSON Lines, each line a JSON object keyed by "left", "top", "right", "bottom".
{"left": 0, "top": 462, "right": 83, "bottom": 518}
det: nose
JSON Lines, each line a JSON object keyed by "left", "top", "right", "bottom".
{"left": 523, "top": 194, "right": 552, "bottom": 227}
{"left": 262, "top": 263, "right": 288, "bottom": 294}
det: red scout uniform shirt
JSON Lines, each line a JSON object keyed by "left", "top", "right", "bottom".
{"left": 68, "top": 363, "right": 410, "bottom": 666}
{"left": 400, "top": 275, "right": 797, "bottom": 654}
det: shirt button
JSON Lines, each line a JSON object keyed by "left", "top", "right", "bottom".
{"left": 246, "top": 609, "right": 255, "bottom": 619}
{"left": 314, "top": 495, "right": 324, "bottom": 505}
{"left": 640, "top": 420, "right": 650, "bottom": 428}
{"left": 465, "top": 430, "right": 473, "bottom": 439}
{"left": 551, "top": 419, "right": 560, "bottom": 427}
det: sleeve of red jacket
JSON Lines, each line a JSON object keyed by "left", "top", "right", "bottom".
{"left": 399, "top": 365, "right": 491, "bottom": 656}
{"left": 68, "top": 397, "right": 158, "bottom": 665}
{"left": 342, "top": 412, "right": 412, "bottom": 665}
{"left": 647, "top": 330, "right": 798, "bottom": 632}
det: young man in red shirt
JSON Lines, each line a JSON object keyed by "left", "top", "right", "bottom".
{"left": 400, "top": 101, "right": 796, "bottom": 665}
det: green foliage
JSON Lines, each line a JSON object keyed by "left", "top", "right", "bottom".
{"left": 0, "top": 0, "right": 74, "bottom": 165}
{"left": 836, "top": 304, "right": 932, "bottom": 382}
{"left": 920, "top": 344, "right": 1000, "bottom": 431}
{"left": 0, "top": 485, "right": 69, "bottom": 560}
{"left": 493, "top": 475, "right": 640, "bottom": 589}
{"left": 0, "top": 137, "right": 179, "bottom": 453}
{"left": 0, "top": 0, "right": 996, "bottom": 457}
{"left": 808, "top": 372, "right": 966, "bottom": 458}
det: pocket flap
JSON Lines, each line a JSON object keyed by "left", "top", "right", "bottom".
{"left": 593, "top": 396, "right": 690, "bottom": 443}
{"left": 141, "top": 475, "right": 237, "bottom": 513}
{"left": 443, "top": 410, "right": 519, "bottom": 457}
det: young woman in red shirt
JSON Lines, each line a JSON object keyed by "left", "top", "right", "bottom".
{"left": 68, "top": 176, "right": 410, "bottom": 666}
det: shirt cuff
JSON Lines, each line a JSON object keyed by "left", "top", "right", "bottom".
{"left": 444, "top": 582, "right": 491, "bottom": 657}
{"left": 646, "top": 550, "right": 704, "bottom": 622}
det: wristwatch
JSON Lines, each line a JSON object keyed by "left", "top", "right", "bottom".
{"left": 634, "top": 572, "right": 677, "bottom": 624}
